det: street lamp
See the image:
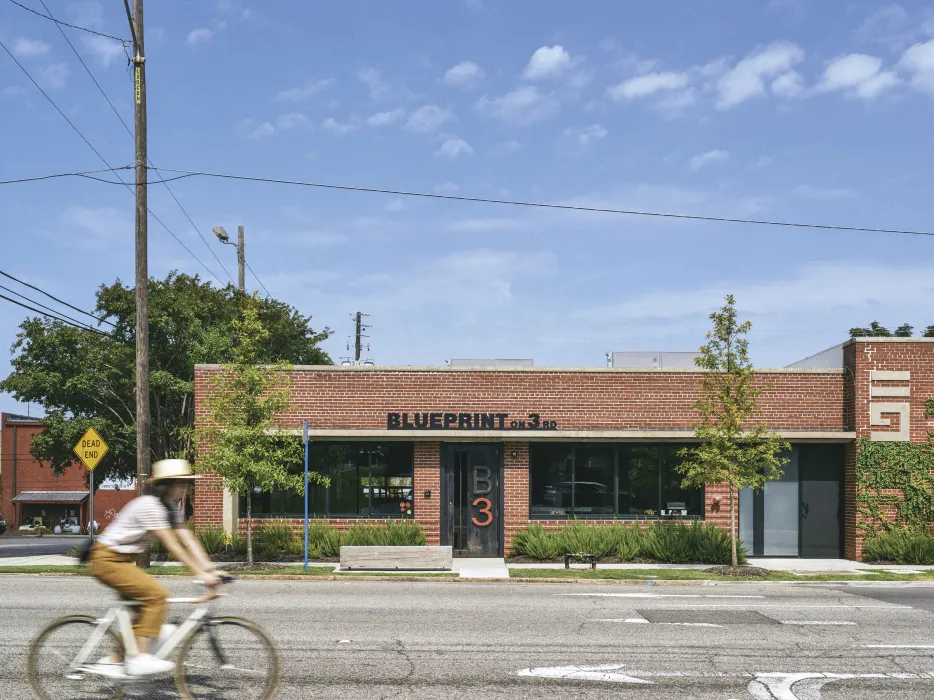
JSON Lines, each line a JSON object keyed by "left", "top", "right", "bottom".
{"left": 213, "top": 225, "right": 244, "bottom": 291}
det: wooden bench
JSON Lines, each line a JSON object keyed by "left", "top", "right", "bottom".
{"left": 340, "top": 546, "right": 453, "bottom": 571}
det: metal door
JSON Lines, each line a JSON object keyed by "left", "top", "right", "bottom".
{"left": 440, "top": 444, "right": 502, "bottom": 557}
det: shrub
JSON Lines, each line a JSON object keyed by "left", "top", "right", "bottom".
{"left": 511, "top": 524, "right": 561, "bottom": 560}
{"left": 230, "top": 534, "right": 247, "bottom": 555}
{"left": 615, "top": 522, "right": 646, "bottom": 561}
{"left": 341, "top": 524, "right": 376, "bottom": 547}
{"left": 863, "top": 529, "right": 934, "bottom": 564}
{"left": 307, "top": 520, "right": 341, "bottom": 557}
{"left": 643, "top": 521, "right": 745, "bottom": 565}
{"left": 197, "top": 526, "right": 226, "bottom": 556}
{"left": 557, "top": 521, "right": 621, "bottom": 558}
{"left": 372, "top": 520, "right": 427, "bottom": 546}
{"left": 255, "top": 522, "right": 295, "bottom": 558}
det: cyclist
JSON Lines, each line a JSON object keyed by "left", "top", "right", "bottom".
{"left": 87, "top": 459, "right": 222, "bottom": 676}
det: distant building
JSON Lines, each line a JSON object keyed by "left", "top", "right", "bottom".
{"left": 1, "top": 413, "right": 134, "bottom": 530}
{"left": 609, "top": 351, "right": 700, "bottom": 369}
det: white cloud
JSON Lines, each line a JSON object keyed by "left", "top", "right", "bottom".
{"left": 273, "top": 78, "right": 334, "bottom": 102}
{"left": 81, "top": 36, "right": 124, "bottom": 67}
{"left": 187, "top": 28, "right": 214, "bottom": 45}
{"left": 62, "top": 206, "right": 132, "bottom": 250}
{"left": 11, "top": 38, "right": 50, "bottom": 57}
{"left": 770, "top": 70, "right": 804, "bottom": 98}
{"left": 385, "top": 198, "right": 405, "bottom": 212}
{"left": 367, "top": 108, "right": 405, "bottom": 126}
{"left": 358, "top": 67, "right": 391, "bottom": 100}
{"left": 818, "top": 54, "right": 899, "bottom": 100}
{"left": 689, "top": 149, "right": 730, "bottom": 171}
{"left": 1, "top": 85, "right": 25, "bottom": 97}
{"left": 606, "top": 71, "right": 689, "bottom": 100}
{"left": 36, "top": 63, "right": 69, "bottom": 90}
{"left": 435, "top": 182, "right": 460, "bottom": 194}
{"left": 791, "top": 185, "right": 856, "bottom": 200}
{"left": 243, "top": 113, "right": 312, "bottom": 138}
{"left": 716, "top": 41, "right": 805, "bottom": 109}
{"left": 405, "top": 105, "right": 453, "bottom": 132}
{"left": 475, "top": 86, "right": 559, "bottom": 125}
{"left": 900, "top": 40, "right": 934, "bottom": 95}
{"left": 444, "top": 61, "right": 484, "bottom": 88}
{"left": 322, "top": 117, "right": 358, "bottom": 135}
{"left": 490, "top": 139, "right": 522, "bottom": 156}
{"left": 436, "top": 137, "right": 474, "bottom": 158}
{"left": 523, "top": 45, "right": 574, "bottom": 80}
{"left": 276, "top": 113, "right": 312, "bottom": 130}
{"left": 249, "top": 122, "right": 275, "bottom": 138}
{"left": 564, "top": 124, "right": 608, "bottom": 146}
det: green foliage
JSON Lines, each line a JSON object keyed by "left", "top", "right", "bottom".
{"left": 511, "top": 524, "right": 562, "bottom": 560}
{"left": 229, "top": 534, "right": 247, "bottom": 555}
{"left": 557, "top": 521, "right": 619, "bottom": 558}
{"left": 677, "top": 294, "right": 788, "bottom": 567}
{"left": 0, "top": 273, "right": 331, "bottom": 485}
{"left": 196, "top": 526, "right": 227, "bottom": 555}
{"left": 849, "top": 321, "right": 894, "bottom": 338}
{"left": 307, "top": 519, "right": 341, "bottom": 557}
{"left": 863, "top": 529, "right": 934, "bottom": 564}
{"left": 369, "top": 520, "right": 427, "bottom": 546}
{"left": 254, "top": 522, "right": 295, "bottom": 558}
{"left": 615, "top": 522, "right": 646, "bottom": 561}
{"left": 855, "top": 437, "right": 934, "bottom": 535}
{"left": 642, "top": 521, "right": 745, "bottom": 565}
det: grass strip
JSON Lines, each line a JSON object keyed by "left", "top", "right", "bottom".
{"left": 509, "top": 568, "right": 934, "bottom": 582}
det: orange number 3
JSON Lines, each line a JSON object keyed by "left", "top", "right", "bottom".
{"left": 472, "top": 497, "right": 493, "bottom": 527}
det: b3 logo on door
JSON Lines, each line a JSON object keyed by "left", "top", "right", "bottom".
{"left": 471, "top": 466, "right": 494, "bottom": 527}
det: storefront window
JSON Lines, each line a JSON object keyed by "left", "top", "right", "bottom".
{"left": 530, "top": 444, "right": 704, "bottom": 520}
{"left": 243, "top": 442, "right": 414, "bottom": 518}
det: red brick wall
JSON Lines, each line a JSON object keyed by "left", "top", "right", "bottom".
{"left": 504, "top": 443, "right": 530, "bottom": 555}
{"left": 847, "top": 340, "right": 934, "bottom": 559}
{"left": 414, "top": 442, "right": 440, "bottom": 545}
{"left": 1, "top": 414, "right": 133, "bottom": 527}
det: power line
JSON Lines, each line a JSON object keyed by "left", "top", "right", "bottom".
{"left": 153, "top": 167, "right": 934, "bottom": 239}
{"left": 76, "top": 172, "right": 197, "bottom": 185}
{"left": 0, "top": 36, "right": 225, "bottom": 284}
{"left": 0, "top": 167, "right": 132, "bottom": 185}
{"left": 8, "top": 0, "right": 129, "bottom": 43}
{"left": 0, "top": 269, "right": 115, "bottom": 327}
{"left": 36, "top": 0, "right": 235, "bottom": 287}
{"left": 0, "top": 292, "right": 108, "bottom": 336}
{"left": 0, "top": 282, "right": 103, "bottom": 331}
{"left": 244, "top": 260, "right": 270, "bottom": 297}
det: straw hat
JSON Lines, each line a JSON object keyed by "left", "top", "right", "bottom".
{"left": 150, "top": 459, "right": 200, "bottom": 483}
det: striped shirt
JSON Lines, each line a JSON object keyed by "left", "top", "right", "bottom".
{"left": 97, "top": 495, "right": 183, "bottom": 554}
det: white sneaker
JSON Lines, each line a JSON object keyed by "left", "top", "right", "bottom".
{"left": 87, "top": 656, "right": 125, "bottom": 678}
{"left": 125, "top": 653, "right": 175, "bottom": 676}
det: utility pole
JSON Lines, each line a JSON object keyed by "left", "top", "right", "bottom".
{"left": 237, "top": 226, "right": 245, "bottom": 292}
{"left": 125, "top": 0, "right": 150, "bottom": 563}
{"left": 355, "top": 312, "right": 362, "bottom": 362}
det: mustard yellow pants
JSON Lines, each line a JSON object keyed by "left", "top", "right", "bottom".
{"left": 88, "top": 543, "right": 168, "bottom": 639}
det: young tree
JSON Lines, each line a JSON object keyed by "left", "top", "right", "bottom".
{"left": 195, "top": 298, "right": 326, "bottom": 564}
{"left": 849, "top": 321, "right": 893, "bottom": 338}
{"left": 677, "top": 295, "right": 790, "bottom": 567}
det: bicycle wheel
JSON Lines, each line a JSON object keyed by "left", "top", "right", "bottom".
{"left": 27, "top": 616, "right": 125, "bottom": 700}
{"left": 175, "top": 616, "right": 281, "bottom": 700}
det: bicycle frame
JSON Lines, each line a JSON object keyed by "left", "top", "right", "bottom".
{"left": 69, "top": 590, "right": 224, "bottom": 675}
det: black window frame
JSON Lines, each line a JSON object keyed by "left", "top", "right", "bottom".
{"left": 529, "top": 443, "right": 705, "bottom": 521}
{"left": 240, "top": 441, "right": 415, "bottom": 519}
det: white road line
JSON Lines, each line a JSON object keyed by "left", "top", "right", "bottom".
{"left": 590, "top": 618, "right": 723, "bottom": 627}
{"left": 864, "top": 644, "right": 934, "bottom": 648}
{"left": 560, "top": 593, "right": 765, "bottom": 598}
{"left": 780, "top": 621, "right": 856, "bottom": 625}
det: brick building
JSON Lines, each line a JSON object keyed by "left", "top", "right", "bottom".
{"left": 1, "top": 413, "right": 134, "bottom": 530}
{"left": 192, "top": 338, "right": 934, "bottom": 560}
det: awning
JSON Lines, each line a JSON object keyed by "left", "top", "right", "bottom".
{"left": 12, "top": 491, "right": 89, "bottom": 503}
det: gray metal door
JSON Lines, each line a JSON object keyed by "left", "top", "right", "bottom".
{"left": 441, "top": 444, "right": 502, "bottom": 557}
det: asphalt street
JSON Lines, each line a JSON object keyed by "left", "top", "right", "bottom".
{"left": 0, "top": 537, "right": 79, "bottom": 558}
{"left": 2, "top": 576, "right": 934, "bottom": 699}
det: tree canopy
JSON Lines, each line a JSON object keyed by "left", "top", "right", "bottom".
{"left": 849, "top": 321, "right": 934, "bottom": 338}
{"left": 0, "top": 272, "right": 331, "bottom": 484}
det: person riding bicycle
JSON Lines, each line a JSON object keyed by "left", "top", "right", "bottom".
{"left": 87, "top": 459, "right": 222, "bottom": 676}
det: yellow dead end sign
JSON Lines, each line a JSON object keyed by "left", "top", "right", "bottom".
{"left": 74, "top": 427, "right": 109, "bottom": 472}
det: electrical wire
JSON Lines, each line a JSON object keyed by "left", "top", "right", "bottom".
{"left": 244, "top": 261, "right": 271, "bottom": 297}
{"left": 0, "top": 293, "right": 108, "bottom": 336}
{"left": 32, "top": 0, "right": 236, "bottom": 287}
{"left": 0, "top": 282, "right": 103, "bottom": 330}
{"left": 76, "top": 172, "right": 197, "bottom": 185}
{"left": 153, "top": 167, "right": 934, "bottom": 239}
{"left": 0, "top": 269, "right": 115, "bottom": 327}
{"left": 0, "top": 167, "right": 132, "bottom": 185}
{"left": 0, "top": 36, "right": 225, "bottom": 284}
{"left": 8, "top": 0, "right": 129, "bottom": 43}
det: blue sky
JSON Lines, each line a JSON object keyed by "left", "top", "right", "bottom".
{"left": 2, "top": 0, "right": 934, "bottom": 414}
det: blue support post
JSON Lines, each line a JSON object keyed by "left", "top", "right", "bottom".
{"left": 303, "top": 419, "right": 309, "bottom": 572}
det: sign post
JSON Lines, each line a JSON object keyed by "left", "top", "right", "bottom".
{"left": 303, "top": 420, "right": 309, "bottom": 572}
{"left": 73, "top": 427, "right": 109, "bottom": 541}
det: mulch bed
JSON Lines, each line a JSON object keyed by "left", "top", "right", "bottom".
{"left": 703, "top": 565, "right": 772, "bottom": 578}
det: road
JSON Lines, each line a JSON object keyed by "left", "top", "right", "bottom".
{"left": 2, "top": 576, "right": 934, "bottom": 699}
{"left": 0, "top": 537, "right": 78, "bottom": 558}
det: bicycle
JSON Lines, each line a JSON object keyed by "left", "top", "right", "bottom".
{"left": 26, "top": 576, "right": 281, "bottom": 700}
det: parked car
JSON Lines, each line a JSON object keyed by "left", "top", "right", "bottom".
{"left": 0, "top": 515, "right": 6, "bottom": 536}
